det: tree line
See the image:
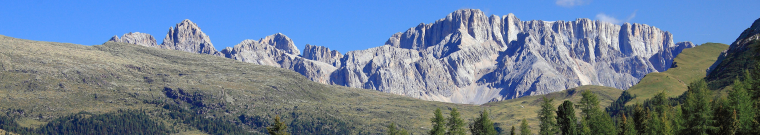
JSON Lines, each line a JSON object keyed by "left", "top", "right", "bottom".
{"left": 527, "top": 68, "right": 760, "bottom": 135}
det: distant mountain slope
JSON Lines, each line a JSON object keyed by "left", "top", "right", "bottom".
{"left": 706, "top": 18, "right": 760, "bottom": 88}
{"left": 624, "top": 43, "right": 728, "bottom": 104}
{"left": 483, "top": 85, "right": 622, "bottom": 132}
{"left": 109, "top": 9, "right": 693, "bottom": 104}
{"left": 0, "top": 35, "right": 634, "bottom": 134}
{"left": 0, "top": 35, "right": 484, "bottom": 134}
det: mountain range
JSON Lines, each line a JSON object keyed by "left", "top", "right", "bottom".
{"left": 109, "top": 9, "right": 694, "bottom": 104}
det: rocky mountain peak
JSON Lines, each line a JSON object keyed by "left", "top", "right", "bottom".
{"left": 108, "top": 32, "right": 158, "bottom": 47}
{"left": 106, "top": 9, "right": 695, "bottom": 105}
{"left": 258, "top": 33, "right": 300, "bottom": 55}
{"left": 160, "top": 19, "right": 219, "bottom": 55}
{"left": 303, "top": 44, "right": 343, "bottom": 67}
{"left": 730, "top": 18, "right": 760, "bottom": 49}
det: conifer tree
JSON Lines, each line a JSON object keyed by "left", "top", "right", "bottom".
{"left": 388, "top": 122, "right": 398, "bottom": 135}
{"left": 430, "top": 108, "right": 447, "bottom": 135}
{"left": 267, "top": 115, "right": 289, "bottom": 135}
{"left": 538, "top": 96, "right": 558, "bottom": 135}
{"left": 670, "top": 107, "right": 685, "bottom": 135}
{"left": 729, "top": 78, "right": 755, "bottom": 134}
{"left": 520, "top": 118, "right": 531, "bottom": 135}
{"left": 469, "top": 110, "right": 496, "bottom": 135}
{"left": 388, "top": 122, "right": 410, "bottom": 135}
{"left": 578, "top": 90, "right": 616, "bottom": 135}
{"left": 633, "top": 103, "right": 649, "bottom": 135}
{"left": 556, "top": 100, "right": 578, "bottom": 135}
{"left": 399, "top": 129, "right": 409, "bottom": 135}
{"left": 447, "top": 108, "right": 466, "bottom": 135}
{"left": 681, "top": 80, "right": 716, "bottom": 135}
{"left": 510, "top": 126, "right": 516, "bottom": 135}
{"left": 618, "top": 113, "right": 637, "bottom": 135}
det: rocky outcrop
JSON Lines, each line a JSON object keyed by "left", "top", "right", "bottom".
{"left": 219, "top": 34, "right": 336, "bottom": 84}
{"left": 330, "top": 9, "right": 693, "bottom": 104}
{"left": 303, "top": 44, "right": 343, "bottom": 67}
{"left": 258, "top": 33, "right": 300, "bottom": 55}
{"left": 108, "top": 10, "right": 694, "bottom": 104}
{"left": 706, "top": 18, "right": 760, "bottom": 86}
{"left": 160, "top": 19, "right": 220, "bottom": 55}
{"left": 108, "top": 32, "right": 158, "bottom": 47}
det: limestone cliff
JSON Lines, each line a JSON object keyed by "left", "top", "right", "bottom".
{"left": 160, "top": 19, "right": 220, "bottom": 56}
{"left": 109, "top": 9, "right": 694, "bottom": 104}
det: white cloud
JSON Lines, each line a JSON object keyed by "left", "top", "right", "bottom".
{"left": 556, "top": 0, "right": 591, "bottom": 7}
{"left": 595, "top": 10, "right": 638, "bottom": 24}
{"left": 596, "top": 13, "right": 622, "bottom": 24}
{"left": 625, "top": 10, "right": 637, "bottom": 22}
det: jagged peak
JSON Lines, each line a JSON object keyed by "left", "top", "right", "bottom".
{"left": 159, "top": 19, "right": 218, "bottom": 55}
{"left": 257, "top": 33, "right": 300, "bottom": 55}
{"left": 108, "top": 32, "right": 158, "bottom": 47}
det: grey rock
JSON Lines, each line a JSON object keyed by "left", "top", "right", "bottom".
{"left": 303, "top": 44, "right": 343, "bottom": 67}
{"left": 258, "top": 33, "right": 300, "bottom": 55}
{"left": 160, "top": 19, "right": 220, "bottom": 55}
{"left": 330, "top": 9, "right": 693, "bottom": 104}
{"left": 220, "top": 34, "right": 336, "bottom": 84}
{"left": 706, "top": 18, "right": 760, "bottom": 81}
{"left": 107, "top": 10, "right": 694, "bottom": 104}
{"left": 108, "top": 32, "right": 158, "bottom": 47}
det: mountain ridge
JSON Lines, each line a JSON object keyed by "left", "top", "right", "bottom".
{"left": 108, "top": 9, "right": 693, "bottom": 104}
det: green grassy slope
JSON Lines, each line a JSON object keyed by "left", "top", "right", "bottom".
{"left": 707, "top": 41, "right": 760, "bottom": 89}
{"left": 483, "top": 85, "right": 622, "bottom": 132}
{"left": 624, "top": 43, "right": 729, "bottom": 105}
{"left": 0, "top": 35, "right": 487, "bottom": 134}
{"left": 0, "top": 35, "right": 629, "bottom": 134}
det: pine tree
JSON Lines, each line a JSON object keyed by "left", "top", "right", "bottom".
{"left": 510, "top": 126, "right": 516, "bottom": 135}
{"left": 578, "top": 90, "right": 600, "bottom": 119}
{"left": 670, "top": 107, "right": 685, "bottom": 135}
{"left": 469, "top": 110, "right": 496, "bottom": 135}
{"left": 520, "top": 118, "right": 531, "bottom": 135}
{"left": 579, "top": 118, "right": 591, "bottom": 135}
{"left": 633, "top": 103, "right": 649, "bottom": 135}
{"left": 556, "top": 100, "right": 578, "bottom": 135}
{"left": 267, "top": 115, "right": 289, "bottom": 135}
{"left": 578, "top": 90, "right": 616, "bottom": 135}
{"left": 399, "top": 129, "right": 409, "bottom": 135}
{"left": 618, "top": 113, "right": 637, "bottom": 135}
{"left": 681, "top": 80, "right": 717, "bottom": 135}
{"left": 729, "top": 78, "right": 755, "bottom": 134}
{"left": 430, "top": 108, "right": 447, "bottom": 135}
{"left": 538, "top": 96, "right": 558, "bottom": 135}
{"left": 447, "top": 108, "right": 466, "bottom": 135}
{"left": 388, "top": 122, "right": 398, "bottom": 135}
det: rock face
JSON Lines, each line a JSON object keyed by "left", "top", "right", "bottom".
{"left": 258, "top": 33, "right": 300, "bottom": 55}
{"left": 160, "top": 19, "right": 220, "bottom": 55}
{"left": 109, "top": 9, "right": 693, "bottom": 104}
{"left": 108, "top": 32, "right": 158, "bottom": 47}
{"left": 329, "top": 9, "right": 693, "bottom": 104}
{"left": 303, "top": 44, "right": 343, "bottom": 67}
{"left": 219, "top": 34, "right": 337, "bottom": 84}
{"left": 706, "top": 18, "right": 760, "bottom": 86}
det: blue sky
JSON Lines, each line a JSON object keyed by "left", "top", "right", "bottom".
{"left": 1, "top": 0, "right": 758, "bottom": 54}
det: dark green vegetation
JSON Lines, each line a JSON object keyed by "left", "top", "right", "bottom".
{"left": 483, "top": 85, "right": 623, "bottom": 132}
{"left": 1, "top": 110, "right": 169, "bottom": 135}
{"left": 708, "top": 40, "right": 760, "bottom": 89}
{"left": 0, "top": 35, "right": 496, "bottom": 134}
{"left": 0, "top": 21, "right": 744, "bottom": 134}
{"left": 625, "top": 43, "right": 729, "bottom": 104}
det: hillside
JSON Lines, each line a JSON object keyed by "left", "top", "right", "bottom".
{"left": 0, "top": 35, "right": 482, "bottom": 134}
{"left": 483, "top": 85, "right": 622, "bottom": 132}
{"left": 0, "top": 34, "right": 634, "bottom": 134}
{"left": 623, "top": 43, "right": 729, "bottom": 104}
